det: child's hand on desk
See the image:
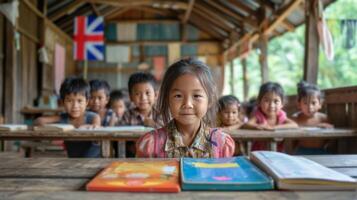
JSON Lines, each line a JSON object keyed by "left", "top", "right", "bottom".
{"left": 79, "top": 124, "right": 101, "bottom": 129}
{"left": 317, "top": 123, "right": 334, "bottom": 129}
{"left": 109, "top": 113, "right": 119, "bottom": 126}
{"left": 257, "top": 124, "right": 274, "bottom": 131}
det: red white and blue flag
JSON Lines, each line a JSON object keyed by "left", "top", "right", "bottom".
{"left": 74, "top": 16, "right": 104, "bottom": 61}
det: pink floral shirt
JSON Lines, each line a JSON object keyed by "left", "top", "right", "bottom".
{"left": 136, "top": 120, "right": 235, "bottom": 158}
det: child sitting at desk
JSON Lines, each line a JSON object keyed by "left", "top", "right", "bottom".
{"left": 118, "top": 72, "right": 162, "bottom": 156}
{"left": 108, "top": 89, "right": 129, "bottom": 126}
{"left": 217, "top": 95, "right": 246, "bottom": 155}
{"left": 34, "top": 77, "right": 101, "bottom": 158}
{"left": 88, "top": 79, "right": 113, "bottom": 127}
{"left": 291, "top": 81, "right": 333, "bottom": 155}
{"left": 136, "top": 58, "right": 235, "bottom": 158}
{"left": 244, "top": 82, "right": 298, "bottom": 151}
{"left": 118, "top": 72, "right": 162, "bottom": 128}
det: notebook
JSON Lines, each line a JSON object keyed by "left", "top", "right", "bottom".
{"left": 33, "top": 124, "right": 75, "bottom": 132}
{"left": 250, "top": 151, "right": 357, "bottom": 190}
{"left": 86, "top": 160, "right": 180, "bottom": 192}
{"left": 0, "top": 124, "right": 28, "bottom": 131}
{"left": 181, "top": 157, "right": 274, "bottom": 191}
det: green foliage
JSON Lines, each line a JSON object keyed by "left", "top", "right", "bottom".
{"left": 223, "top": 0, "right": 357, "bottom": 100}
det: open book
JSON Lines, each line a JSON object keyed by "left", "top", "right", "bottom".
{"left": 250, "top": 151, "right": 357, "bottom": 190}
{"left": 34, "top": 124, "right": 75, "bottom": 132}
{"left": 86, "top": 160, "right": 180, "bottom": 192}
{"left": 181, "top": 157, "right": 274, "bottom": 191}
{"left": 0, "top": 124, "right": 28, "bottom": 131}
{"left": 74, "top": 126, "right": 154, "bottom": 133}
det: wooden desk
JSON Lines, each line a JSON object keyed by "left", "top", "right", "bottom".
{"left": 227, "top": 128, "right": 357, "bottom": 155}
{"left": 0, "top": 155, "right": 356, "bottom": 199}
{"left": 0, "top": 129, "right": 149, "bottom": 158}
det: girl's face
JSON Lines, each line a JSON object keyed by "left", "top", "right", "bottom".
{"left": 298, "top": 95, "right": 322, "bottom": 117}
{"left": 89, "top": 89, "right": 109, "bottom": 112}
{"left": 259, "top": 92, "right": 283, "bottom": 117}
{"left": 63, "top": 93, "right": 88, "bottom": 118}
{"left": 111, "top": 99, "right": 126, "bottom": 118}
{"left": 220, "top": 103, "right": 240, "bottom": 126}
{"left": 169, "top": 74, "right": 209, "bottom": 128}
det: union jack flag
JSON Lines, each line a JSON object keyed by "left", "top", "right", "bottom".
{"left": 74, "top": 16, "right": 104, "bottom": 61}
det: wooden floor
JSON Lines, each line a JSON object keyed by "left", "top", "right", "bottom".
{"left": 0, "top": 155, "right": 356, "bottom": 199}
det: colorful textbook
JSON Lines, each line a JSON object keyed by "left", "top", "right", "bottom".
{"left": 250, "top": 151, "right": 357, "bottom": 190}
{"left": 181, "top": 157, "right": 274, "bottom": 191}
{"left": 86, "top": 160, "right": 180, "bottom": 192}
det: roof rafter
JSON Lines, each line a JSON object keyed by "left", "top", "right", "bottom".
{"left": 49, "top": 1, "right": 85, "bottom": 21}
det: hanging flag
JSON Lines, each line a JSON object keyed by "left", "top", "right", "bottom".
{"left": 74, "top": 16, "right": 104, "bottom": 61}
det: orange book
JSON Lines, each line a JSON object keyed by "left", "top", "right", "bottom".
{"left": 86, "top": 160, "right": 180, "bottom": 193}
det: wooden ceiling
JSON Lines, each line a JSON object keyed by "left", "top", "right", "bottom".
{"left": 46, "top": 0, "right": 336, "bottom": 57}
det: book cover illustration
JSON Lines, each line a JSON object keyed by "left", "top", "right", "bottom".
{"left": 181, "top": 157, "right": 274, "bottom": 191}
{"left": 86, "top": 160, "right": 180, "bottom": 192}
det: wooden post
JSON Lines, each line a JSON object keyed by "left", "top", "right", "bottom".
{"left": 230, "top": 60, "right": 235, "bottom": 94}
{"left": 241, "top": 58, "right": 248, "bottom": 101}
{"left": 303, "top": 0, "right": 319, "bottom": 84}
{"left": 4, "top": 21, "right": 17, "bottom": 124}
{"left": 258, "top": 7, "right": 269, "bottom": 84}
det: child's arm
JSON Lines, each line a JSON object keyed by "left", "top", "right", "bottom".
{"left": 242, "top": 117, "right": 273, "bottom": 130}
{"left": 108, "top": 112, "right": 118, "bottom": 126}
{"left": 34, "top": 115, "right": 61, "bottom": 126}
{"left": 79, "top": 114, "right": 101, "bottom": 129}
{"left": 316, "top": 113, "right": 334, "bottom": 128}
{"left": 144, "top": 117, "right": 156, "bottom": 127}
{"left": 221, "top": 122, "right": 244, "bottom": 132}
{"left": 274, "top": 118, "right": 299, "bottom": 129}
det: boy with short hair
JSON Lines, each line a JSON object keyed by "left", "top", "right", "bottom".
{"left": 88, "top": 79, "right": 113, "bottom": 126}
{"left": 35, "top": 77, "right": 101, "bottom": 158}
{"left": 119, "top": 72, "right": 162, "bottom": 128}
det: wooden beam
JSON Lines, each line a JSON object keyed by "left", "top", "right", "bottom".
{"left": 181, "top": 0, "right": 195, "bottom": 42}
{"left": 23, "top": 0, "right": 45, "bottom": 18}
{"left": 303, "top": 0, "right": 319, "bottom": 84}
{"left": 129, "top": 6, "right": 173, "bottom": 17}
{"left": 281, "top": 20, "right": 295, "bottom": 32}
{"left": 90, "top": 3, "right": 101, "bottom": 16}
{"left": 224, "top": 0, "right": 303, "bottom": 61}
{"left": 227, "top": 0, "right": 257, "bottom": 16}
{"left": 49, "top": 1, "right": 85, "bottom": 21}
{"left": 104, "top": 7, "right": 133, "bottom": 20}
{"left": 194, "top": 3, "right": 235, "bottom": 29}
{"left": 188, "top": 17, "right": 225, "bottom": 39}
{"left": 229, "top": 60, "right": 235, "bottom": 94}
{"left": 265, "top": 0, "right": 303, "bottom": 35}
{"left": 204, "top": 0, "right": 257, "bottom": 29}
{"left": 182, "top": 0, "right": 195, "bottom": 23}
{"left": 82, "top": 0, "right": 188, "bottom": 10}
{"left": 241, "top": 58, "right": 248, "bottom": 101}
{"left": 106, "top": 40, "right": 220, "bottom": 46}
{"left": 190, "top": 13, "right": 229, "bottom": 37}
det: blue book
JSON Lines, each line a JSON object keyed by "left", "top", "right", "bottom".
{"left": 181, "top": 157, "right": 274, "bottom": 191}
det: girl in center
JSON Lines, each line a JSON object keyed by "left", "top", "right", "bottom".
{"left": 136, "top": 58, "right": 235, "bottom": 158}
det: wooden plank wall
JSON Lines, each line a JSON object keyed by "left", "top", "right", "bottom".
{"left": 43, "top": 19, "right": 74, "bottom": 96}
{"left": 285, "top": 86, "right": 357, "bottom": 153}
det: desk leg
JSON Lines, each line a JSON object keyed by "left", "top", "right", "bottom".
{"left": 117, "top": 141, "right": 126, "bottom": 158}
{"left": 247, "top": 141, "right": 252, "bottom": 157}
{"left": 271, "top": 138, "right": 283, "bottom": 151}
{"left": 101, "top": 140, "right": 111, "bottom": 158}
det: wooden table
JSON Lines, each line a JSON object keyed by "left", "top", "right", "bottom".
{"left": 0, "top": 128, "right": 149, "bottom": 158}
{"left": 0, "top": 155, "right": 356, "bottom": 200}
{"left": 227, "top": 128, "right": 357, "bottom": 155}
{"left": 1, "top": 128, "right": 356, "bottom": 157}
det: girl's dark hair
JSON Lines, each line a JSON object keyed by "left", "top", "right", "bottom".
{"left": 257, "top": 82, "right": 285, "bottom": 103}
{"left": 218, "top": 95, "right": 240, "bottom": 112}
{"left": 297, "top": 80, "right": 324, "bottom": 101}
{"left": 89, "top": 79, "right": 111, "bottom": 97}
{"left": 157, "top": 57, "right": 218, "bottom": 126}
{"left": 128, "top": 72, "right": 157, "bottom": 95}
{"left": 60, "top": 77, "right": 90, "bottom": 100}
